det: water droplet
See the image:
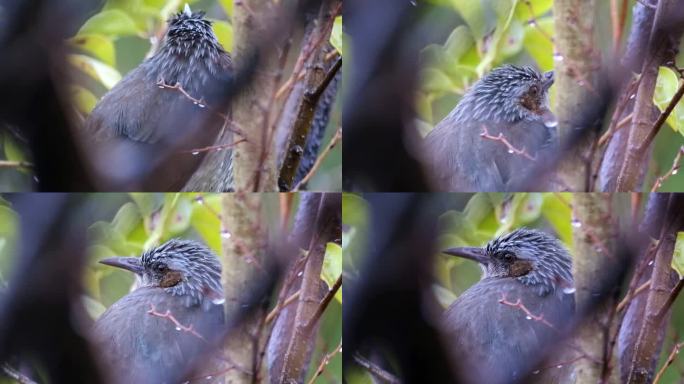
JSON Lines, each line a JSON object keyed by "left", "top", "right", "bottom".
{"left": 563, "top": 287, "right": 576, "bottom": 294}
{"left": 553, "top": 52, "right": 564, "bottom": 62}
{"left": 198, "top": 104, "right": 205, "bottom": 108}
{"left": 193, "top": 101, "right": 198, "bottom": 105}
{"left": 206, "top": 376, "right": 213, "bottom": 380}
{"left": 629, "top": 94, "right": 636, "bottom": 100}
{"left": 158, "top": 85, "right": 165, "bottom": 89}
{"left": 557, "top": 365, "right": 563, "bottom": 369}
{"left": 221, "top": 230, "right": 231, "bottom": 239}
{"left": 532, "top": 370, "right": 540, "bottom": 375}
{"left": 528, "top": 20, "right": 537, "bottom": 27}
{"left": 525, "top": 315, "right": 532, "bottom": 320}
{"left": 175, "top": 326, "right": 181, "bottom": 331}
{"left": 409, "top": 0, "right": 417, "bottom": 5}
{"left": 191, "top": 151, "right": 200, "bottom": 156}
{"left": 196, "top": 197, "right": 204, "bottom": 204}
{"left": 508, "top": 149, "right": 514, "bottom": 154}
{"left": 571, "top": 219, "right": 581, "bottom": 228}
{"left": 297, "top": 271, "right": 303, "bottom": 277}
{"left": 673, "top": 169, "right": 679, "bottom": 175}
{"left": 648, "top": 260, "right": 654, "bottom": 266}
{"left": 33, "top": 175, "right": 40, "bottom": 183}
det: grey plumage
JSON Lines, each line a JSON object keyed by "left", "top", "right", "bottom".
{"left": 84, "top": 7, "right": 233, "bottom": 191}
{"left": 442, "top": 228, "right": 575, "bottom": 384}
{"left": 93, "top": 239, "right": 224, "bottom": 383}
{"left": 424, "top": 65, "right": 556, "bottom": 191}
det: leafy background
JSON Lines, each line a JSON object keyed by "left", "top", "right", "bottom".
{"left": 0, "top": 193, "right": 342, "bottom": 383}
{"left": 415, "top": 0, "right": 684, "bottom": 191}
{"left": 343, "top": 192, "right": 684, "bottom": 383}
{"left": 0, "top": 0, "right": 343, "bottom": 191}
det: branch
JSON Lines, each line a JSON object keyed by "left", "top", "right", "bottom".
{"left": 651, "top": 146, "right": 684, "bottom": 192}
{"left": 498, "top": 295, "right": 556, "bottom": 329}
{"left": 479, "top": 126, "right": 536, "bottom": 161}
{"left": 1, "top": 363, "right": 38, "bottom": 384}
{"left": 147, "top": 304, "right": 206, "bottom": 341}
{"left": 304, "top": 274, "right": 342, "bottom": 329}
{"left": 183, "top": 138, "right": 247, "bottom": 155}
{"left": 0, "top": 160, "right": 33, "bottom": 168}
{"left": 306, "top": 341, "right": 342, "bottom": 384}
{"left": 352, "top": 353, "right": 401, "bottom": 384}
{"left": 641, "top": 79, "right": 684, "bottom": 153}
{"left": 653, "top": 341, "right": 684, "bottom": 384}
{"left": 293, "top": 126, "right": 342, "bottom": 191}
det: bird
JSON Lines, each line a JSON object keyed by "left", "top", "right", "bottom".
{"left": 84, "top": 5, "right": 234, "bottom": 191}
{"left": 440, "top": 228, "right": 575, "bottom": 384}
{"left": 92, "top": 239, "right": 225, "bottom": 384}
{"left": 424, "top": 65, "right": 557, "bottom": 191}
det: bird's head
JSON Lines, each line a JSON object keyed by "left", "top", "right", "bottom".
{"left": 100, "top": 239, "right": 223, "bottom": 309}
{"left": 443, "top": 228, "right": 573, "bottom": 296}
{"left": 451, "top": 65, "right": 555, "bottom": 124}
{"left": 159, "top": 4, "right": 226, "bottom": 60}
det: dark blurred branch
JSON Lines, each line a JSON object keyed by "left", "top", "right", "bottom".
{"left": 626, "top": 194, "right": 684, "bottom": 383}
{"left": 1, "top": 363, "right": 37, "bottom": 384}
{"left": 615, "top": 0, "right": 684, "bottom": 190}
{"left": 276, "top": 0, "right": 341, "bottom": 191}
{"left": 352, "top": 353, "right": 402, "bottom": 384}
{"left": 278, "top": 193, "right": 341, "bottom": 382}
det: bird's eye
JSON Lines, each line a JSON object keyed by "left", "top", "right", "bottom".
{"left": 529, "top": 85, "right": 539, "bottom": 96}
{"left": 154, "top": 263, "right": 168, "bottom": 273}
{"left": 501, "top": 252, "right": 515, "bottom": 261}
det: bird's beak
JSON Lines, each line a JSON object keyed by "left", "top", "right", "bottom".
{"left": 442, "top": 246, "right": 489, "bottom": 265}
{"left": 99, "top": 257, "right": 144, "bottom": 275}
{"left": 183, "top": 3, "right": 192, "bottom": 16}
{"left": 542, "top": 70, "right": 554, "bottom": 91}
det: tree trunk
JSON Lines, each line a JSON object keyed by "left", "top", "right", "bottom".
{"left": 553, "top": 0, "right": 601, "bottom": 191}
{"left": 571, "top": 193, "right": 617, "bottom": 382}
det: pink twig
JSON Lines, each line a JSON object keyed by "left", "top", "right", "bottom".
{"left": 480, "top": 126, "right": 536, "bottom": 161}
{"left": 147, "top": 304, "right": 206, "bottom": 341}
{"left": 499, "top": 295, "right": 556, "bottom": 329}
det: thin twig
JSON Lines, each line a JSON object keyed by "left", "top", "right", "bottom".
{"left": 617, "top": 279, "right": 651, "bottom": 312}
{"left": 499, "top": 295, "right": 556, "bottom": 329}
{"left": 480, "top": 126, "right": 536, "bottom": 161}
{"left": 265, "top": 290, "right": 300, "bottom": 324}
{"left": 306, "top": 341, "right": 342, "bottom": 384}
{"left": 640, "top": 79, "right": 684, "bottom": 153}
{"left": 353, "top": 353, "right": 401, "bottom": 384}
{"left": 183, "top": 138, "right": 247, "bottom": 154}
{"left": 305, "top": 274, "right": 342, "bottom": 329}
{"left": 292, "top": 127, "right": 342, "bottom": 191}
{"left": 654, "top": 278, "right": 684, "bottom": 321}
{"left": 0, "top": 160, "right": 33, "bottom": 168}
{"left": 1, "top": 363, "right": 38, "bottom": 384}
{"left": 147, "top": 304, "right": 206, "bottom": 341}
{"left": 651, "top": 146, "right": 684, "bottom": 192}
{"left": 653, "top": 341, "right": 684, "bottom": 384}
{"left": 598, "top": 112, "right": 633, "bottom": 147}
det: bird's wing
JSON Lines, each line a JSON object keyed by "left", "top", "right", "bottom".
{"left": 443, "top": 278, "right": 573, "bottom": 383}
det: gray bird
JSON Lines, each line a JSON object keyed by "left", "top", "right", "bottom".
{"left": 441, "top": 228, "right": 575, "bottom": 384}
{"left": 424, "top": 65, "right": 556, "bottom": 191}
{"left": 84, "top": 5, "right": 233, "bottom": 191}
{"left": 92, "top": 239, "right": 224, "bottom": 384}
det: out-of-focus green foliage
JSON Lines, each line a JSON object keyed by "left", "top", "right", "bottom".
{"left": 674, "top": 232, "right": 684, "bottom": 278}
{"left": 653, "top": 67, "right": 684, "bottom": 136}
{"left": 418, "top": 0, "right": 553, "bottom": 126}
{"left": 0, "top": 193, "right": 342, "bottom": 384}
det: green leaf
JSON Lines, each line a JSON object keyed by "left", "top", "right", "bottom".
{"left": 432, "top": 283, "right": 459, "bottom": 308}
{"left": 448, "top": 0, "right": 487, "bottom": 39}
{"left": 0, "top": 205, "right": 19, "bottom": 285}
{"left": 330, "top": 16, "right": 343, "bottom": 55}
{"left": 69, "top": 85, "right": 99, "bottom": 115}
{"left": 499, "top": 19, "right": 524, "bottom": 58}
{"left": 443, "top": 25, "right": 474, "bottom": 61}
{"left": 68, "top": 34, "right": 116, "bottom": 66}
{"left": 68, "top": 54, "right": 122, "bottom": 89}
{"left": 523, "top": 16, "right": 554, "bottom": 71}
{"left": 653, "top": 67, "right": 684, "bottom": 135}
{"left": 3, "top": 133, "right": 27, "bottom": 163}
{"left": 541, "top": 193, "right": 573, "bottom": 247}
{"left": 166, "top": 196, "right": 192, "bottom": 234}
{"left": 514, "top": 0, "right": 553, "bottom": 20}
{"left": 322, "top": 243, "right": 342, "bottom": 303}
{"left": 421, "top": 68, "right": 457, "bottom": 94}
{"left": 78, "top": 9, "right": 142, "bottom": 37}
{"left": 218, "top": 0, "right": 233, "bottom": 18}
{"left": 211, "top": 19, "right": 233, "bottom": 52}
{"left": 673, "top": 232, "right": 684, "bottom": 278}
{"left": 111, "top": 202, "right": 142, "bottom": 236}
{"left": 190, "top": 195, "right": 222, "bottom": 254}
{"left": 342, "top": 193, "right": 368, "bottom": 228}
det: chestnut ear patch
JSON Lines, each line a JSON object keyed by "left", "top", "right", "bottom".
{"left": 510, "top": 260, "right": 533, "bottom": 277}
{"left": 160, "top": 270, "right": 183, "bottom": 287}
{"left": 519, "top": 90, "right": 542, "bottom": 115}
